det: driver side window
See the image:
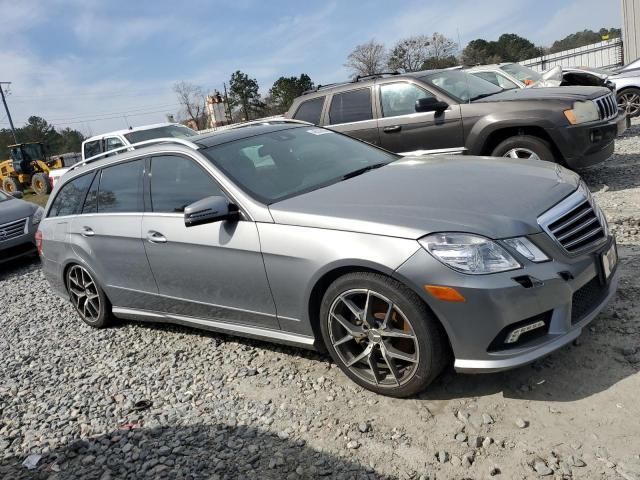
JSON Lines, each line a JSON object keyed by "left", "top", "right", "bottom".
{"left": 380, "top": 82, "right": 435, "bottom": 117}
{"left": 149, "top": 155, "right": 224, "bottom": 213}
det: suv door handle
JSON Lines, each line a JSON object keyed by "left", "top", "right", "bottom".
{"left": 146, "top": 231, "right": 167, "bottom": 244}
{"left": 81, "top": 227, "right": 95, "bottom": 237}
{"left": 383, "top": 125, "right": 402, "bottom": 133}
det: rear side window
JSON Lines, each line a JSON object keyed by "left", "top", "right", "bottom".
{"left": 83, "top": 140, "right": 102, "bottom": 159}
{"left": 293, "top": 97, "right": 325, "bottom": 124}
{"left": 329, "top": 88, "right": 373, "bottom": 124}
{"left": 97, "top": 160, "right": 144, "bottom": 213}
{"left": 48, "top": 173, "right": 94, "bottom": 217}
{"left": 150, "top": 156, "right": 223, "bottom": 213}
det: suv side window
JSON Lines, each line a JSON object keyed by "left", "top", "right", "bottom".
{"left": 328, "top": 88, "right": 373, "bottom": 124}
{"left": 149, "top": 155, "right": 224, "bottom": 213}
{"left": 380, "top": 82, "right": 435, "bottom": 117}
{"left": 97, "top": 159, "right": 144, "bottom": 213}
{"left": 83, "top": 140, "right": 102, "bottom": 159}
{"left": 293, "top": 97, "right": 325, "bottom": 124}
{"left": 48, "top": 173, "right": 94, "bottom": 217}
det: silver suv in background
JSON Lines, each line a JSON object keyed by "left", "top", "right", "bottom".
{"left": 39, "top": 120, "right": 618, "bottom": 397}
{"left": 48, "top": 123, "right": 197, "bottom": 188}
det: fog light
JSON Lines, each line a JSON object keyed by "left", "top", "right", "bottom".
{"left": 505, "top": 320, "right": 546, "bottom": 344}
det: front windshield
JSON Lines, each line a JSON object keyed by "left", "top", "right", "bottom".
{"left": 0, "top": 190, "right": 10, "bottom": 202}
{"left": 420, "top": 70, "right": 503, "bottom": 102}
{"left": 124, "top": 125, "right": 196, "bottom": 143}
{"left": 500, "top": 63, "right": 541, "bottom": 83}
{"left": 202, "top": 126, "right": 397, "bottom": 204}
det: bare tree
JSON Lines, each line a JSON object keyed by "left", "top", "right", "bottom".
{"left": 428, "top": 32, "right": 458, "bottom": 61}
{"left": 345, "top": 40, "right": 387, "bottom": 78}
{"left": 173, "top": 81, "right": 207, "bottom": 130}
{"left": 387, "top": 35, "right": 431, "bottom": 72}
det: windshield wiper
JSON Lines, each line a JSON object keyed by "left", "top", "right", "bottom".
{"left": 341, "top": 162, "right": 387, "bottom": 180}
{"left": 471, "top": 88, "right": 505, "bottom": 101}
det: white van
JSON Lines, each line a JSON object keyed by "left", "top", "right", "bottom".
{"left": 48, "top": 123, "right": 197, "bottom": 188}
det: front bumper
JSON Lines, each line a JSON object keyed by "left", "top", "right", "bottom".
{"left": 547, "top": 111, "right": 626, "bottom": 169}
{"left": 394, "top": 234, "right": 619, "bottom": 373}
{"left": 0, "top": 221, "right": 37, "bottom": 264}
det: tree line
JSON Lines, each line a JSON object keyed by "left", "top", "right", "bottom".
{"left": 0, "top": 116, "right": 84, "bottom": 159}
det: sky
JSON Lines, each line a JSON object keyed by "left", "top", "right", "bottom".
{"left": 0, "top": 0, "right": 622, "bottom": 136}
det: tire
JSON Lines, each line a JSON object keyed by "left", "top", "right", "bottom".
{"left": 31, "top": 172, "right": 51, "bottom": 195}
{"left": 319, "top": 272, "right": 448, "bottom": 397}
{"left": 491, "top": 135, "right": 556, "bottom": 163}
{"left": 66, "top": 264, "right": 112, "bottom": 328}
{"left": 2, "top": 177, "right": 23, "bottom": 194}
{"left": 617, "top": 87, "right": 640, "bottom": 118}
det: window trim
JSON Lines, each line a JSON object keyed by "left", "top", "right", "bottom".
{"left": 327, "top": 87, "right": 374, "bottom": 126}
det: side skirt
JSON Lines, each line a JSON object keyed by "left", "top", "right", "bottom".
{"left": 111, "top": 307, "right": 317, "bottom": 350}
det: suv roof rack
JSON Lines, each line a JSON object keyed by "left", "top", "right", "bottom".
{"left": 302, "top": 82, "right": 352, "bottom": 95}
{"left": 353, "top": 71, "right": 401, "bottom": 82}
{"left": 227, "top": 118, "right": 312, "bottom": 129}
{"left": 67, "top": 137, "right": 200, "bottom": 173}
{"left": 301, "top": 72, "right": 402, "bottom": 95}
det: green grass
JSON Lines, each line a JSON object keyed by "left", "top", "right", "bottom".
{"left": 23, "top": 192, "right": 49, "bottom": 208}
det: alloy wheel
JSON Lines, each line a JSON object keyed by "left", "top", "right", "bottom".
{"left": 503, "top": 147, "right": 540, "bottom": 160}
{"left": 328, "top": 289, "right": 419, "bottom": 388}
{"left": 618, "top": 91, "right": 640, "bottom": 117}
{"left": 67, "top": 265, "right": 101, "bottom": 323}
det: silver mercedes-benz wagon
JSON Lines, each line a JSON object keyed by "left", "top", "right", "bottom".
{"left": 39, "top": 119, "right": 619, "bottom": 397}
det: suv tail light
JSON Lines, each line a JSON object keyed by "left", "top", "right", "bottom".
{"left": 35, "top": 230, "right": 43, "bottom": 256}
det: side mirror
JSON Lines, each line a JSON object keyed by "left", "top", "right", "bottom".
{"left": 10, "top": 191, "right": 24, "bottom": 199}
{"left": 415, "top": 97, "right": 449, "bottom": 113}
{"left": 184, "top": 196, "right": 239, "bottom": 227}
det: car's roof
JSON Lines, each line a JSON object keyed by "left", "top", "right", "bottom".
{"left": 83, "top": 123, "right": 190, "bottom": 143}
{"left": 192, "top": 122, "right": 306, "bottom": 148}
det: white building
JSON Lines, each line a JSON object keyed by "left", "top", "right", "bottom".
{"left": 623, "top": 0, "right": 640, "bottom": 63}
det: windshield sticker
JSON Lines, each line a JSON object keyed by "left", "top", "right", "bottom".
{"left": 307, "top": 128, "right": 332, "bottom": 135}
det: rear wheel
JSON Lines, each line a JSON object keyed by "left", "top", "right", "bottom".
{"left": 491, "top": 135, "right": 556, "bottom": 163}
{"left": 31, "top": 173, "right": 51, "bottom": 195}
{"left": 2, "top": 177, "right": 23, "bottom": 194}
{"left": 66, "top": 265, "right": 112, "bottom": 328}
{"left": 319, "top": 272, "right": 448, "bottom": 397}
{"left": 617, "top": 87, "right": 640, "bottom": 117}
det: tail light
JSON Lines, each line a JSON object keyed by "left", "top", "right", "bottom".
{"left": 35, "top": 230, "right": 43, "bottom": 256}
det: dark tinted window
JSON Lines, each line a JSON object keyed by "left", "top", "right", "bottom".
{"left": 97, "top": 160, "right": 144, "bottom": 213}
{"left": 293, "top": 97, "right": 325, "bottom": 124}
{"left": 48, "top": 173, "right": 94, "bottom": 217}
{"left": 83, "top": 140, "right": 102, "bottom": 159}
{"left": 82, "top": 173, "right": 99, "bottom": 214}
{"left": 150, "top": 156, "right": 223, "bottom": 213}
{"left": 380, "top": 82, "right": 434, "bottom": 117}
{"left": 328, "top": 88, "right": 372, "bottom": 124}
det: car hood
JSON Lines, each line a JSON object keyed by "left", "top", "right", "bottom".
{"left": 269, "top": 156, "right": 580, "bottom": 239}
{"left": 475, "top": 86, "right": 610, "bottom": 103}
{"left": 0, "top": 198, "right": 36, "bottom": 224}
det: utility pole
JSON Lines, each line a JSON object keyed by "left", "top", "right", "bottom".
{"left": 0, "top": 82, "right": 18, "bottom": 143}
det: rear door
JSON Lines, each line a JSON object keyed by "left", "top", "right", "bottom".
{"left": 376, "top": 80, "right": 464, "bottom": 154}
{"left": 69, "top": 158, "right": 158, "bottom": 309}
{"left": 141, "top": 154, "right": 278, "bottom": 329}
{"left": 323, "top": 87, "right": 380, "bottom": 146}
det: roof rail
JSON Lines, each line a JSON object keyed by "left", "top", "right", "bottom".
{"left": 67, "top": 137, "right": 200, "bottom": 173}
{"left": 302, "top": 82, "right": 352, "bottom": 95}
{"left": 227, "top": 118, "right": 312, "bottom": 129}
{"left": 353, "top": 71, "right": 401, "bottom": 82}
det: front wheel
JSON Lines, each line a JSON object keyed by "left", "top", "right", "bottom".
{"left": 66, "top": 265, "right": 112, "bottom": 328}
{"left": 319, "top": 272, "right": 448, "bottom": 397}
{"left": 31, "top": 173, "right": 52, "bottom": 195}
{"left": 617, "top": 87, "right": 640, "bottom": 117}
{"left": 491, "top": 135, "right": 556, "bottom": 163}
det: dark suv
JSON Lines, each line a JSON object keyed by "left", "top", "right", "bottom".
{"left": 286, "top": 69, "right": 626, "bottom": 169}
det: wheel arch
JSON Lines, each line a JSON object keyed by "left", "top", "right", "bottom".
{"left": 480, "top": 126, "right": 564, "bottom": 163}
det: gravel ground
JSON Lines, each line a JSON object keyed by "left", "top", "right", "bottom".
{"left": 1, "top": 125, "right": 640, "bottom": 480}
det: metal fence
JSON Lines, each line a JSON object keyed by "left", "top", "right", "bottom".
{"left": 521, "top": 38, "right": 624, "bottom": 72}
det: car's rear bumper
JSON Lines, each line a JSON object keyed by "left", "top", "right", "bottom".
{"left": 548, "top": 111, "right": 626, "bottom": 169}
{"left": 394, "top": 234, "right": 619, "bottom": 373}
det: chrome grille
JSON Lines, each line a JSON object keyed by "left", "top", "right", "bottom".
{"left": 594, "top": 93, "right": 618, "bottom": 121}
{"left": 0, "top": 217, "right": 27, "bottom": 242}
{"left": 538, "top": 185, "right": 607, "bottom": 254}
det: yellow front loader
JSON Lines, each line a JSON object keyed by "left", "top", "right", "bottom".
{"left": 0, "top": 142, "right": 64, "bottom": 195}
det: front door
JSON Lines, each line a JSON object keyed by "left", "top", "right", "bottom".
{"left": 376, "top": 81, "right": 464, "bottom": 154}
{"left": 141, "top": 154, "right": 278, "bottom": 329}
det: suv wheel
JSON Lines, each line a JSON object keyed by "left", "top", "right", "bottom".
{"left": 319, "top": 272, "right": 447, "bottom": 397}
{"left": 66, "top": 265, "right": 112, "bottom": 328}
{"left": 491, "top": 135, "right": 556, "bottom": 162}
{"left": 617, "top": 87, "right": 640, "bottom": 117}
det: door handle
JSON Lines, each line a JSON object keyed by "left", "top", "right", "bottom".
{"left": 81, "top": 227, "right": 95, "bottom": 237}
{"left": 383, "top": 125, "right": 402, "bottom": 133}
{"left": 146, "top": 231, "right": 167, "bottom": 244}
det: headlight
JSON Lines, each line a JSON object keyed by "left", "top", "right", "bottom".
{"left": 503, "top": 237, "right": 549, "bottom": 262}
{"left": 419, "top": 233, "right": 521, "bottom": 275}
{"left": 564, "top": 101, "right": 599, "bottom": 125}
{"left": 32, "top": 207, "right": 44, "bottom": 225}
